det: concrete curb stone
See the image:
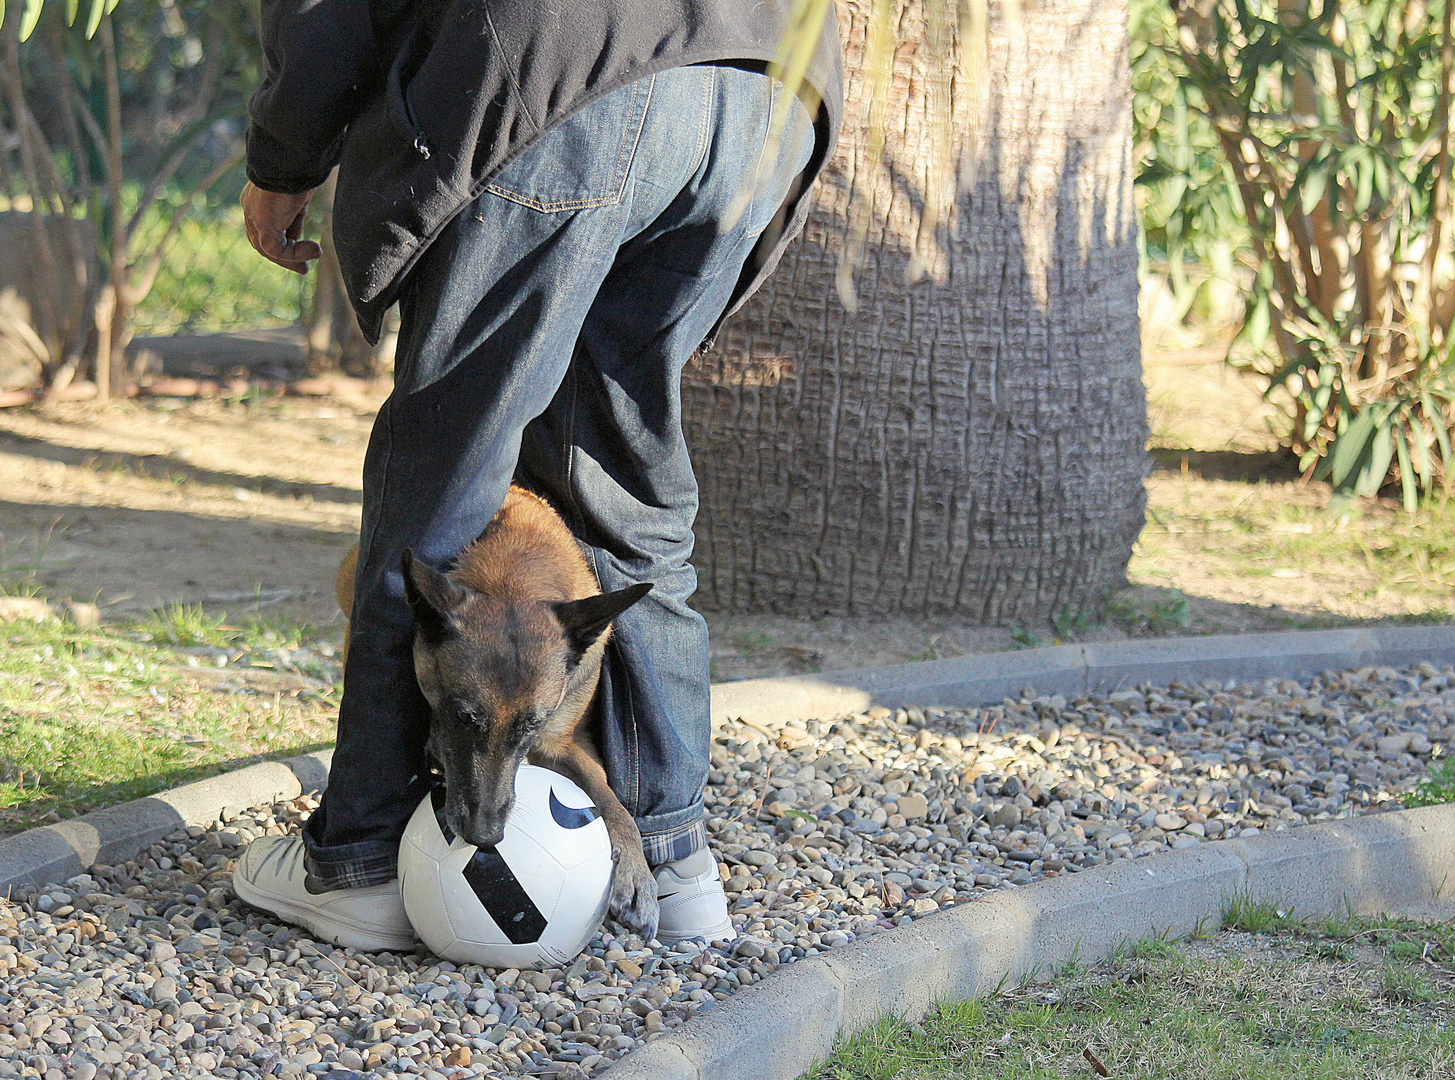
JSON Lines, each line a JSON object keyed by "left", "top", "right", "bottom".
{"left": 1233, "top": 803, "right": 1455, "bottom": 914}
{"left": 646, "top": 960, "right": 846, "bottom": 1080}
{"left": 710, "top": 625, "right": 1455, "bottom": 731}
{"left": 5, "top": 625, "right": 1438, "bottom": 897}
{"left": 0, "top": 750, "right": 331, "bottom": 892}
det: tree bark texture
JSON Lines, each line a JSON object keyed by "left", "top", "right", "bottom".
{"left": 684, "top": 0, "right": 1148, "bottom": 623}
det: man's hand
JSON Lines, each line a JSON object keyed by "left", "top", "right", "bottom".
{"left": 241, "top": 181, "right": 323, "bottom": 274}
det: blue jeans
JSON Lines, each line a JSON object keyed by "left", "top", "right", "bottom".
{"left": 304, "top": 64, "right": 815, "bottom": 887}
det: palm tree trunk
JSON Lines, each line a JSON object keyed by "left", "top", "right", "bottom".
{"left": 684, "top": 0, "right": 1147, "bottom": 623}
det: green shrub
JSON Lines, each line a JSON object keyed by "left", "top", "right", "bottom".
{"left": 1135, "top": 0, "right": 1455, "bottom": 508}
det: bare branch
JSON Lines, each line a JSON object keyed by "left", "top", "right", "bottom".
{"left": 1421, "top": 0, "right": 1454, "bottom": 332}
{"left": 123, "top": 142, "right": 245, "bottom": 307}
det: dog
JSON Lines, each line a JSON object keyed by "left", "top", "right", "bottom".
{"left": 336, "top": 486, "right": 658, "bottom": 939}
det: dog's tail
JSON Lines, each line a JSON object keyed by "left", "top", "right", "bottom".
{"left": 336, "top": 543, "right": 359, "bottom": 665}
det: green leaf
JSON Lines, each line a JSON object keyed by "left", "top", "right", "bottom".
{"left": 1356, "top": 417, "right": 1395, "bottom": 498}
{"left": 83, "top": 0, "right": 105, "bottom": 38}
{"left": 1355, "top": 156, "right": 1375, "bottom": 210}
{"left": 1371, "top": 154, "right": 1393, "bottom": 205}
{"left": 1411, "top": 419, "right": 1434, "bottom": 489}
{"left": 1244, "top": 291, "right": 1272, "bottom": 352}
{"left": 1395, "top": 427, "right": 1418, "bottom": 512}
{"left": 1424, "top": 392, "right": 1455, "bottom": 470}
{"left": 19, "top": 0, "right": 44, "bottom": 41}
{"left": 1327, "top": 407, "right": 1380, "bottom": 490}
{"left": 1297, "top": 156, "right": 1330, "bottom": 216}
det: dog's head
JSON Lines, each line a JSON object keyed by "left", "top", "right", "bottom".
{"left": 401, "top": 549, "right": 650, "bottom": 848}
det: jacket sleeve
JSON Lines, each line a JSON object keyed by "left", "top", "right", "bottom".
{"left": 245, "top": 0, "right": 387, "bottom": 194}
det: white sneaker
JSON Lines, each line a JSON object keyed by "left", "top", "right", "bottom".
{"left": 653, "top": 848, "right": 735, "bottom": 943}
{"left": 232, "top": 835, "right": 417, "bottom": 952}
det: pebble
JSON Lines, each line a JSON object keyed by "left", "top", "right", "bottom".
{"left": 991, "top": 804, "right": 1022, "bottom": 828}
{"left": 894, "top": 793, "right": 929, "bottom": 820}
{"left": 0, "top": 663, "right": 1444, "bottom": 1077}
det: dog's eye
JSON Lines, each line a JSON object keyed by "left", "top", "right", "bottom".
{"left": 509, "top": 710, "right": 544, "bottom": 736}
{"left": 448, "top": 700, "right": 490, "bottom": 729}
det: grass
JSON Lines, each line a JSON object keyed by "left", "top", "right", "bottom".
{"left": 130, "top": 602, "right": 318, "bottom": 655}
{"left": 733, "top": 629, "right": 776, "bottom": 654}
{"left": 132, "top": 201, "right": 304, "bottom": 336}
{"left": 1127, "top": 351, "right": 1455, "bottom": 633}
{"left": 1221, "top": 895, "right": 1298, "bottom": 935}
{"left": 800, "top": 911, "right": 1455, "bottom": 1080}
{"left": 1405, "top": 756, "right": 1455, "bottom": 808}
{"left": 0, "top": 609, "right": 339, "bottom": 836}
{"left": 0, "top": 534, "right": 47, "bottom": 600}
{"left": 1138, "top": 488, "right": 1455, "bottom": 597}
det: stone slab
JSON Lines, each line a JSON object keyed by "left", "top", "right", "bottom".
{"left": 590, "top": 1040, "right": 695, "bottom": 1080}
{"left": 990, "top": 843, "right": 1246, "bottom": 974}
{"left": 1080, "top": 630, "right": 1369, "bottom": 693}
{"left": 0, "top": 759, "right": 305, "bottom": 892}
{"left": 283, "top": 749, "right": 334, "bottom": 794}
{"left": 1364, "top": 625, "right": 1455, "bottom": 672}
{"left": 710, "top": 677, "right": 871, "bottom": 731}
{"left": 834, "top": 644, "right": 1087, "bottom": 710}
{"left": 664, "top": 959, "right": 844, "bottom": 1080}
{"left": 821, "top": 905, "right": 1022, "bottom": 1031}
{"left": 1229, "top": 805, "right": 1455, "bottom": 918}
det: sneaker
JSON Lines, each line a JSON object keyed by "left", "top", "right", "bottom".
{"left": 652, "top": 848, "right": 735, "bottom": 943}
{"left": 232, "top": 835, "right": 417, "bottom": 952}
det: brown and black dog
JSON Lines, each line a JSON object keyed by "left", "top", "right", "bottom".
{"left": 336, "top": 486, "right": 658, "bottom": 939}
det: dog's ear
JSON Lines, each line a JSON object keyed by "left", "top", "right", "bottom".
{"left": 551, "top": 583, "right": 652, "bottom": 664}
{"left": 402, "top": 549, "right": 469, "bottom": 642}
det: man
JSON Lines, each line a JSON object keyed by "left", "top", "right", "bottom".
{"left": 233, "top": 0, "right": 842, "bottom": 950}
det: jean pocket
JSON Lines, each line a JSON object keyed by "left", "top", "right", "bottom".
{"left": 486, "top": 76, "right": 655, "bottom": 212}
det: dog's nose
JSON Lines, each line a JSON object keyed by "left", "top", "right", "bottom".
{"left": 464, "top": 824, "right": 506, "bottom": 850}
{"left": 454, "top": 809, "right": 507, "bottom": 850}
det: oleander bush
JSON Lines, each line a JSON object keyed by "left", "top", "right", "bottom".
{"left": 1136, "top": 0, "right": 1455, "bottom": 508}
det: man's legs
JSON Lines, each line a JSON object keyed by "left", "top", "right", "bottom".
{"left": 235, "top": 64, "right": 814, "bottom": 946}
{"left": 520, "top": 64, "right": 815, "bottom": 871}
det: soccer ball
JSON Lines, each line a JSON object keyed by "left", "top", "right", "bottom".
{"left": 398, "top": 764, "right": 614, "bottom": 970}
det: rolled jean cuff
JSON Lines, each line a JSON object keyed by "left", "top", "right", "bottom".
{"left": 639, "top": 808, "right": 707, "bottom": 867}
{"left": 302, "top": 815, "right": 708, "bottom": 885}
{"left": 302, "top": 834, "right": 399, "bottom": 890}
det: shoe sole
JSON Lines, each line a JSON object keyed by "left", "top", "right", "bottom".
{"left": 655, "top": 913, "right": 735, "bottom": 943}
{"left": 233, "top": 873, "right": 417, "bottom": 953}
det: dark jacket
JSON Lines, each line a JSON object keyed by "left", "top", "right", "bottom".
{"left": 247, "top": 0, "right": 843, "bottom": 344}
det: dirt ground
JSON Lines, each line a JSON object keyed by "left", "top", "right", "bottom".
{"left": 0, "top": 344, "right": 1442, "bottom": 682}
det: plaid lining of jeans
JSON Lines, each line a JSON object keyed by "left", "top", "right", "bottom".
{"left": 642, "top": 817, "right": 707, "bottom": 868}
{"left": 306, "top": 817, "right": 707, "bottom": 885}
{"left": 304, "top": 849, "right": 398, "bottom": 890}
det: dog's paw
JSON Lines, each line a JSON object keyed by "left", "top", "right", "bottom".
{"left": 608, "top": 860, "right": 659, "bottom": 942}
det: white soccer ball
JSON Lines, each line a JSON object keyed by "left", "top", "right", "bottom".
{"left": 398, "top": 764, "right": 614, "bottom": 970}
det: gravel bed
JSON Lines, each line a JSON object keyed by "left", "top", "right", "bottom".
{"left": 0, "top": 662, "right": 1451, "bottom": 1079}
